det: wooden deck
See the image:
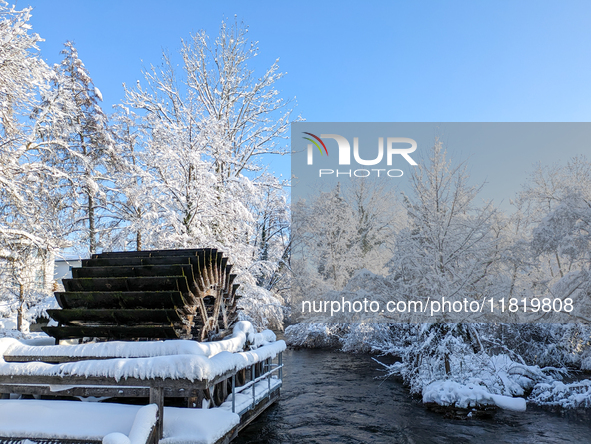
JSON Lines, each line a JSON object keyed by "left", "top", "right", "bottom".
{"left": 0, "top": 349, "right": 283, "bottom": 444}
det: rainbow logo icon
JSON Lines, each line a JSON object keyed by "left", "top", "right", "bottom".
{"left": 302, "top": 132, "right": 328, "bottom": 156}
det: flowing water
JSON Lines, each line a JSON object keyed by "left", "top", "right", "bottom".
{"left": 234, "top": 348, "right": 591, "bottom": 444}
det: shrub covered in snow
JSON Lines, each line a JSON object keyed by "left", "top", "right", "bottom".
{"left": 529, "top": 379, "right": 591, "bottom": 409}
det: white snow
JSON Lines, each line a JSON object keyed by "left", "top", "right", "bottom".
{"left": 0, "top": 400, "right": 242, "bottom": 444}
{"left": 2, "top": 321, "right": 276, "bottom": 361}
{"left": 423, "top": 380, "right": 526, "bottom": 412}
{"left": 103, "top": 433, "right": 131, "bottom": 444}
{"left": 160, "top": 408, "right": 239, "bottom": 444}
{"left": 219, "top": 377, "right": 282, "bottom": 415}
{"left": 0, "top": 400, "right": 148, "bottom": 441}
{"left": 0, "top": 338, "right": 286, "bottom": 382}
{"left": 529, "top": 379, "right": 591, "bottom": 408}
{"left": 128, "top": 404, "right": 158, "bottom": 444}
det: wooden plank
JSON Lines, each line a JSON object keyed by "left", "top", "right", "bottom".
{"left": 72, "top": 264, "right": 194, "bottom": 279}
{"left": 0, "top": 384, "right": 150, "bottom": 397}
{"left": 236, "top": 387, "right": 281, "bottom": 431}
{"left": 55, "top": 291, "right": 187, "bottom": 309}
{"left": 82, "top": 257, "right": 192, "bottom": 267}
{"left": 4, "top": 355, "right": 121, "bottom": 363}
{"left": 0, "top": 384, "right": 203, "bottom": 398}
{"left": 0, "top": 368, "right": 237, "bottom": 390}
{"left": 41, "top": 325, "right": 181, "bottom": 340}
{"left": 95, "top": 249, "right": 204, "bottom": 258}
{"left": 46, "top": 308, "right": 185, "bottom": 326}
{"left": 63, "top": 276, "right": 185, "bottom": 293}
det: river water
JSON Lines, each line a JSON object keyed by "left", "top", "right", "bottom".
{"left": 234, "top": 348, "right": 591, "bottom": 444}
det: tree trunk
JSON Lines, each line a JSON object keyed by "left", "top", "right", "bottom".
{"left": 88, "top": 192, "right": 96, "bottom": 254}
{"left": 17, "top": 283, "right": 24, "bottom": 332}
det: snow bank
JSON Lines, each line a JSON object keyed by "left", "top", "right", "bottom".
{"left": 423, "top": 380, "right": 526, "bottom": 412}
{"left": 0, "top": 338, "right": 286, "bottom": 382}
{"left": 2, "top": 321, "right": 276, "bottom": 361}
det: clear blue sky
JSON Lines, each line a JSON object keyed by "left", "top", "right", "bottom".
{"left": 20, "top": 0, "right": 591, "bottom": 198}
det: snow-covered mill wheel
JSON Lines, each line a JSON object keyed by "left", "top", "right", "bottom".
{"left": 42, "top": 248, "right": 241, "bottom": 342}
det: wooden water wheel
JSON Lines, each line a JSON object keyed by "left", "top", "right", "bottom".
{"left": 42, "top": 248, "right": 241, "bottom": 342}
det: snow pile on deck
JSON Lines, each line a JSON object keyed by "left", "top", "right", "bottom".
{"left": 529, "top": 379, "right": 591, "bottom": 408}
{"left": 2, "top": 321, "right": 275, "bottom": 360}
{"left": 160, "top": 407, "right": 239, "bottom": 444}
{"left": 0, "top": 342, "right": 285, "bottom": 382}
{"left": 0, "top": 400, "right": 155, "bottom": 442}
{"left": 423, "top": 380, "right": 526, "bottom": 411}
{"left": 0, "top": 400, "right": 242, "bottom": 444}
{"left": 0, "top": 321, "right": 285, "bottom": 382}
{"left": 219, "top": 377, "right": 282, "bottom": 414}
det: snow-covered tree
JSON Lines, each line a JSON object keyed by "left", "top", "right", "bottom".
{"left": 294, "top": 183, "right": 359, "bottom": 290}
{"left": 0, "top": 1, "right": 48, "bottom": 142}
{"left": 106, "top": 105, "right": 162, "bottom": 251}
{"left": 388, "top": 139, "right": 499, "bottom": 308}
{"left": 32, "top": 41, "right": 114, "bottom": 254}
{"left": 181, "top": 18, "right": 293, "bottom": 181}
{"left": 0, "top": 2, "right": 64, "bottom": 331}
{"left": 119, "top": 20, "right": 294, "bottom": 329}
{"left": 248, "top": 174, "right": 290, "bottom": 290}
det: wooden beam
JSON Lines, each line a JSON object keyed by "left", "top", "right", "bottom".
{"left": 149, "top": 387, "right": 164, "bottom": 440}
{"left": 0, "top": 368, "right": 237, "bottom": 390}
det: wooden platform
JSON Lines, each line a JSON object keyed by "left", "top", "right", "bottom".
{"left": 0, "top": 344, "right": 284, "bottom": 444}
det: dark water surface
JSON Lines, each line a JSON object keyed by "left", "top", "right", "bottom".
{"left": 234, "top": 348, "right": 591, "bottom": 444}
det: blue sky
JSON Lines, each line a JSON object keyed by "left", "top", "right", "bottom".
{"left": 21, "top": 0, "right": 591, "bottom": 198}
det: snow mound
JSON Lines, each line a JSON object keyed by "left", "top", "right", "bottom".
{"left": 102, "top": 432, "right": 131, "bottom": 444}
{"left": 423, "top": 380, "right": 526, "bottom": 412}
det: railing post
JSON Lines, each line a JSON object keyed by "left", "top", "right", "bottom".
{"left": 251, "top": 364, "right": 256, "bottom": 408}
{"left": 267, "top": 358, "right": 271, "bottom": 400}
{"left": 232, "top": 373, "right": 236, "bottom": 413}
{"left": 279, "top": 352, "right": 283, "bottom": 381}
